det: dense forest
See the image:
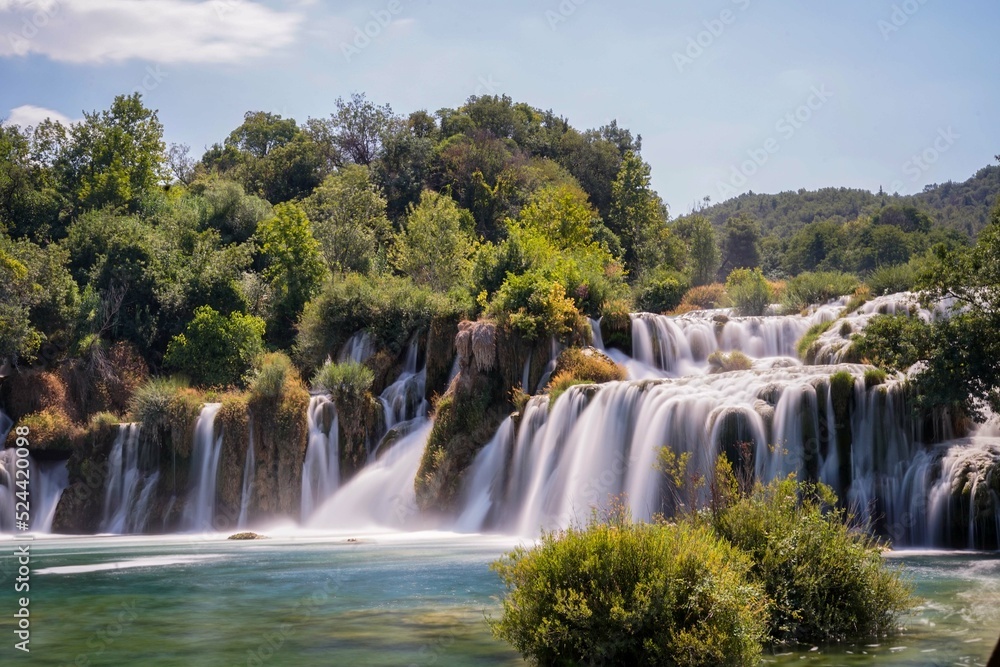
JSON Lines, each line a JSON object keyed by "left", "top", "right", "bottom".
{"left": 1, "top": 92, "right": 998, "bottom": 429}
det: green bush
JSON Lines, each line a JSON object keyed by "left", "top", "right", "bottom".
{"left": 488, "top": 271, "right": 586, "bottom": 343}
{"left": 296, "top": 272, "right": 471, "bottom": 370}
{"left": 712, "top": 476, "right": 913, "bottom": 643}
{"left": 851, "top": 315, "right": 931, "bottom": 372}
{"left": 867, "top": 262, "right": 917, "bottom": 297}
{"left": 164, "top": 305, "right": 265, "bottom": 388}
{"left": 633, "top": 269, "right": 689, "bottom": 314}
{"left": 490, "top": 518, "right": 767, "bottom": 667}
{"left": 680, "top": 283, "right": 727, "bottom": 310}
{"left": 725, "top": 267, "right": 773, "bottom": 316}
{"left": 864, "top": 368, "right": 888, "bottom": 388}
{"left": 783, "top": 271, "right": 860, "bottom": 311}
{"left": 249, "top": 352, "right": 298, "bottom": 400}
{"left": 312, "top": 360, "right": 375, "bottom": 403}
{"left": 707, "top": 350, "right": 752, "bottom": 373}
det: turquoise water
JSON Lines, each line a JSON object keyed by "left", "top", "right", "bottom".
{"left": 0, "top": 535, "right": 997, "bottom": 666}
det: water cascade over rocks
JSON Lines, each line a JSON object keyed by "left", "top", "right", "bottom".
{"left": 182, "top": 404, "right": 224, "bottom": 532}
{"left": 101, "top": 423, "right": 159, "bottom": 534}
{"left": 301, "top": 396, "right": 340, "bottom": 520}
{"left": 0, "top": 409, "right": 69, "bottom": 534}
{"left": 31, "top": 293, "right": 997, "bottom": 547}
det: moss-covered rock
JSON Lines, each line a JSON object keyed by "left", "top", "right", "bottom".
{"left": 707, "top": 351, "right": 752, "bottom": 374}
{"left": 416, "top": 321, "right": 509, "bottom": 512}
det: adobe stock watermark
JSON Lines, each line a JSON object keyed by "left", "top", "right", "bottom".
{"left": 716, "top": 84, "right": 834, "bottom": 199}
{"left": 674, "top": 0, "right": 752, "bottom": 73}
{"left": 131, "top": 65, "right": 167, "bottom": 98}
{"left": 545, "top": 0, "right": 590, "bottom": 31}
{"left": 473, "top": 74, "right": 502, "bottom": 97}
{"left": 340, "top": 0, "right": 408, "bottom": 63}
{"left": 5, "top": 0, "right": 62, "bottom": 56}
{"left": 878, "top": 0, "right": 931, "bottom": 41}
{"left": 887, "top": 127, "right": 959, "bottom": 193}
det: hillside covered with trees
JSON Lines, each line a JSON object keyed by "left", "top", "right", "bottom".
{"left": 1, "top": 92, "right": 997, "bottom": 426}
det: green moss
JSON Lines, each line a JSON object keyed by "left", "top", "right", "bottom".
{"left": 796, "top": 320, "right": 834, "bottom": 362}
{"left": 864, "top": 368, "right": 888, "bottom": 388}
{"left": 707, "top": 350, "right": 753, "bottom": 374}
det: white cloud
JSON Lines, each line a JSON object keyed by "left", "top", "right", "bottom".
{"left": 0, "top": 0, "right": 303, "bottom": 64}
{"left": 4, "top": 104, "right": 73, "bottom": 127}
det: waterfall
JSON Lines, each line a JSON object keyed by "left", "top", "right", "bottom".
{"left": 237, "top": 420, "right": 256, "bottom": 528}
{"left": 31, "top": 459, "right": 69, "bottom": 532}
{"left": 101, "top": 423, "right": 159, "bottom": 534}
{"left": 0, "top": 407, "right": 69, "bottom": 535}
{"left": 307, "top": 420, "right": 432, "bottom": 531}
{"left": 379, "top": 339, "right": 427, "bottom": 431}
{"left": 339, "top": 331, "right": 376, "bottom": 364}
{"left": 182, "top": 403, "right": 223, "bottom": 532}
{"left": 301, "top": 396, "right": 340, "bottom": 520}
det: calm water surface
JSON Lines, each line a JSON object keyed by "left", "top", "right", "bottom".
{"left": 0, "top": 534, "right": 997, "bottom": 666}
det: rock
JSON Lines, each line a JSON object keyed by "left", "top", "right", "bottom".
{"left": 227, "top": 532, "right": 267, "bottom": 540}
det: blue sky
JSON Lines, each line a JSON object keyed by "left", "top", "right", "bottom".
{"left": 1, "top": 0, "right": 997, "bottom": 214}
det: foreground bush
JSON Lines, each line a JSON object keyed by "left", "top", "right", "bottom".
{"left": 712, "top": 477, "right": 913, "bottom": 643}
{"left": 490, "top": 518, "right": 767, "bottom": 667}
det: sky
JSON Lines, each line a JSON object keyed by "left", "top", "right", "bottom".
{"left": 1, "top": 0, "right": 998, "bottom": 215}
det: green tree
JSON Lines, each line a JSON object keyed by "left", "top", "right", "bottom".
{"left": 609, "top": 150, "right": 679, "bottom": 277}
{"left": 302, "top": 165, "right": 392, "bottom": 274}
{"left": 164, "top": 305, "right": 265, "bottom": 387}
{"left": 255, "top": 202, "right": 326, "bottom": 346}
{"left": 673, "top": 215, "right": 719, "bottom": 286}
{"left": 719, "top": 213, "right": 762, "bottom": 277}
{"left": 0, "top": 238, "right": 43, "bottom": 363}
{"left": 511, "top": 184, "right": 596, "bottom": 250}
{"left": 392, "top": 190, "right": 475, "bottom": 292}
{"left": 57, "top": 93, "right": 167, "bottom": 213}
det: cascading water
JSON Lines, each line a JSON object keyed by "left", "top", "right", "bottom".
{"left": 308, "top": 420, "right": 433, "bottom": 531}
{"left": 237, "top": 420, "right": 256, "bottom": 528}
{"left": 182, "top": 403, "right": 223, "bottom": 532}
{"left": 379, "top": 339, "right": 427, "bottom": 432}
{"left": 339, "top": 331, "right": 376, "bottom": 364}
{"left": 101, "top": 423, "right": 159, "bottom": 534}
{"left": 301, "top": 396, "right": 340, "bottom": 520}
{"left": 0, "top": 407, "right": 70, "bottom": 534}
{"left": 628, "top": 303, "right": 842, "bottom": 376}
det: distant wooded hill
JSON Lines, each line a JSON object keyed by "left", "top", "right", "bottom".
{"left": 679, "top": 163, "right": 1000, "bottom": 239}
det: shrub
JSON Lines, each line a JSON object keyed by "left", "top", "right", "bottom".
{"left": 868, "top": 263, "right": 917, "bottom": 297}
{"left": 851, "top": 315, "right": 931, "bottom": 372}
{"left": 15, "top": 408, "right": 81, "bottom": 451}
{"left": 633, "top": 269, "right": 689, "bottom": 314}
{"left": 551, "top": 347, "right": 626, "bottom": 385}
{"left": 312, "top": 360, "right": 375, "bottom": 404}
{"left": 680, "top": 283, "right": 726, "bottom": 310}
{"left": 712, "top": 476, "right": 913, "bottom": 643}
{"left": 783, "top": 271, "right": 860, "bottom": 311}
{"left": 164, "top": 306, "right": 265, "bottom": 388}
{"left": 488, "top": 271, "right": 586, "bottom": 343}
{"left": 864, "top": 368, "right": 888, "bottom": 388}
{"left": 296, "top": 272, "right": 471, "bottom": 370}
{"left": 708, "top": 350, "right": 753, "bottom": 374}
{"left": 249, "top": 352, "right": 299, "bottom": 400}
{"left": 490, "top": 517, "right": 767, "bottom": 667}
{"left": 725, "top": 268, "right": 773, "bottom": 317}
{"left": 129, "top": 377, "right": 203, "bottom": 457}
